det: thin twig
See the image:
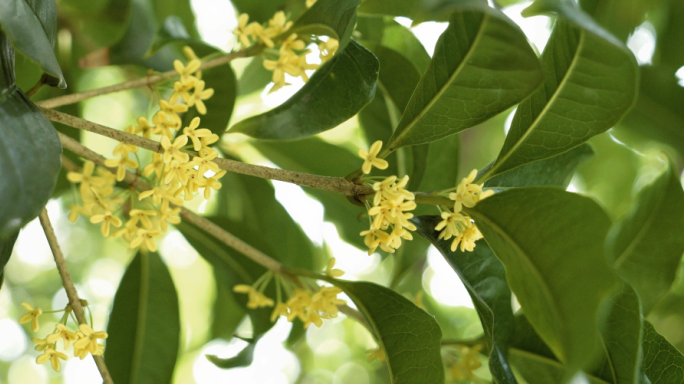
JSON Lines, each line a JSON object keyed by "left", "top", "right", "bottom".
{"left": 35, "top": 51, "right": 247, "bottom": 109}
{"left": 38, "top": 209, "right": 114, "bottom": 384}
{"left": 25, "top": 74, "right": 49, "bottom": 98}
{"left": 44, "top": 108, "right": 374, "bottom": 198}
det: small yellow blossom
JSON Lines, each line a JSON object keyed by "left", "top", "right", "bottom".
{"left": 233, "top": 285, "right": 275, "bottom": 309}
{"left": 270, "top": 302, "right": 289, "bottom": 322}
{"left": 319, "top": 39, "right": 338, "bottom": 62}
{"left": 152, "top": 110, "right": 180, "bottom": 139}
{"left": 435, "top": 211, "right": 468, "bottom": 241}
{"left": 265, "top": 11, "right": 292, "bottom": 37}
{"left": 358, "top": 140, "right": 389, "bottom": 174}
{"left": 199, "top": 134, "right": 219, "bottom": 157}
{"left": 183, "top": 117, "right": 212, "bottom": 150}
{"left": 159, "top": 99, "right": 188, "bottom": 126}
{"left": 130, "top": 229, "right": 163, "bottom": 252}
{"left": 143, "top": 152, "right": 165, "bottom": 178}
{"left": 73, "top": 324, "right": 108, "bottom": 355}
{"left": 280, "top": 34, "right": 305, "bottom": 54}
{"left": 139, "top": 186, "right": 183, "bottom": 206}
{"left": 19, "top": 303, "right": 42, "bottom": 332}
{"left": 449, "top": 345, "right": 483, "bottom": 381}
{"left": 367, "top": 347, "right": 386, "bottom": 362}
{"left": 294, "top": 50, "right": 320, "bottom": 82}
{"left": 233, "top": 14, "right": 254, "bottom": 47}
{"left": 90, "top": 210, "right": 123, "bottom": 237}
{"left": 67, "top": 161, "right": 106, "bottom": 195}
{"left": 187, "top": 81, "right": 214, "bottom": 115}
{"left": 127, "top": 209, "right": 157, "bottom": 229}
{"left": 161, "top": 135, "right": 190, "bottom": 164}
{"left": 159, "top": 203, "right": 181, "bottom": 232}
{"left": 174, "top": 59, "right": 201, "bottom": 83}
{"left": 46, "top": 324, "right": 78, "bottom": 349}
{"left": 104, "top": 155, "right": 139, "bottom": 182}
{"left": 36, "top": 348, "right": 68, "bottom": 372}
{"left": 250, "top": 22, "right": 275, "bottom": 47}
{"left": 263, "top": 51, "right": 298, "bottom": 91}
{"left": 193, "top": 152, "right": 220, "bottom": 176}
{"left": 131, "top": 116, "right": 155, "bottom": 139}
{"left": 202, "top": 170, "right": 226, "bottom": 199}
{"left": 68, "top": 203, "right": 93, "bottom": 223}
{"left": 170, "top": 79, "right": 196, "bottom": 104}
{"left": 32, "top": 337, "right": 49, "bottom": 351}
{"left": 325, "top": 258, "right": 344, "bottom": 278}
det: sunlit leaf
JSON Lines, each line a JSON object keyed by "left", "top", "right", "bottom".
{"left": 228, "top": 40, "right": 378, "bottom": 140}
{"left": 469, "top": 188, "right": 617, "bottom": 373}
{"left": 385, "top": 5, "right": 542, "bottom": 152}
{"left": 484, "top": 0, "right": 638, "bottom": 178}
{"left": 106, "top": 252, "right": 180, "bottom": 384}
{"left": 333, "top": 280, "right": 445, "bottom": 384}
{"left": 287, "top": 0, "right": 360, "bottom": 47}
{"left": 606, "top": 162, "right": 684, "bottom": 314}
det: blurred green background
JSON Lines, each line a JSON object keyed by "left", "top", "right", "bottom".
{"left": 3, "top": 0, "right": 684, "bottom": 383}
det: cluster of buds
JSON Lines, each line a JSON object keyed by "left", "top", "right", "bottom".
{"left": 68, "top": 47, "right": 224, "bottom": 252}
{"left": 445, "top": 344, "right": 483, "bottom": 382}
{"left": 233, "top": 259, "right": 346, "bottom": 329}
{"left": 233, "top": 11, "right": 338, "bottom": 92}
{"left": 357, "top": 141, "right": 417, "bottom": 255}
{"left": 19, "top": 302, "right": 107, "bottom": 372}
{"left": 435, "top": 170, "right": 493, "bottom": 252}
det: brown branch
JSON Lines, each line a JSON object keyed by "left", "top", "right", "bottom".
{"left": 44, "top": 108, "right": 374, "bottom": 198}
{"left": 38, "top": 209, "right": 114, "bottom": 384}
{"left": 35, "top": 51, "right": 247, "bottom": 109}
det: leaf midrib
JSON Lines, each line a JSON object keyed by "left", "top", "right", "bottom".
{"left": 130, "top": 253, "right": 150, "bottom": 384}
{"left": 467, "top": 208, "right": 567, "bottom": 360}
{"left": 489, "top": 29, "right": 586, "bottom": 177}
{"left": 387, "top": 13, "right": 490, "bottom": 151}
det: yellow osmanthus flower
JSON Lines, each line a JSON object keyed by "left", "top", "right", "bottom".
{"left": 187, "top": 80, "right": 214, "bottom": 115}
{"left": 193, "top": 151, "right": 220, "bottom": 175}
{"left": 233, "top": 285, "right": 275, "bottom": 309}
{"left": 319, "top": 39, "right": 339, "bottom": 62}
{"left": 263, "top": 51, "right": 298, "bottom": 92}
{"left": 294, "top": 50, "right": 320, "bottom": 82}
{"left": 36, "top": 348, "right": 68, "bottom": 372}
{"left": 280, "top": 34, "right": 306, "bottom": 54}
{"left": 19, "top": 302, "right": 42, "bottom": 332}
{"left": 448, "top": 169, "right": 494, "bottom": 209}
{"left": 131, "top": 116, "right": 155, "bottom": 139}
{"left": 47, "top": 324, "right": 78, "bottom": 349}
{"left": 325, "top": 257, "right": 344, "bottom": 278}
{"left": 202, "top": 170, "right": 226, "bottom": 199}
{"left": 73, "top": 324, "right": 108, "bottom": 355}
{"left": 32, "top": 337, "right": 49, "bottom": 351}
{"left": 68, "top": 203, "right": 93, "bottom": 223}
{"left": 127, "top": 209, "right": 157, "bottom": 229}
{"left": 104, "top": 155, "right": 139, "bottom": 182}
{"left": 183, "top": 117, "right": 212, "bottom": 150}
{"left": 130, "top": 229, "right": 163, "bottom": 252}
{"left": 174, "top": 59, "right": 201, "bottom": 83}
{"left": 159, "top": 202, "right": 181, "bottom": 232}
{"left": 270, "top": 302, "right": 289, "bottom": 322}
{"left": 199, "top": 134, "right": 219, "bottom": 157}
{"left": 358, "top": 140, "right": 389, "bottom": 174}
{"left": 250, "top": 23, "right": 275, "bottom": 47}
{"left": 367, "top": 347, "right": 386, "bottom": 362}
{"left": 170, "top": 78, "right": 196, "bottom": 104}
{"left": 161, "top": 135, "right": 190, "bottom": 164}
{"left": 67, "top": 161, "right": 106, "bottom": 195}
{"left": 143, "top": 152, "right": 164, "bottom": 178}
{"left": 266, "top": 11, "right": 292, "bottom": 36}
{"left": 159, "top": 99, "right": 188, "bottom": 126}
{"left": 233, "top": 14, "right": 254, "bottom": 47}
{"left": 449, "top": 344, "right": 483, "bottom": 381}
{"left": 90, "top": 210, "right": 123, "bottom": 237}
{"left": 152, "top": 110, "right": 179, "bottom": 139}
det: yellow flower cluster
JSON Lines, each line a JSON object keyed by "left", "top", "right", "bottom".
{"left": 447, "top": 344, "right": 483, "bottom": 382}
{"left": 233, "top": 11, "right": 338, "bottom": 92}
{"left": 68, "top": 47, "right": 224, "bottom": 252}
{"left": 233, "top": 259, "right": 347, "bottom": 329}
{"left": 435, "top": 170, "right": 493, "bottom": 252}
{"left": 19, "top": 302, "right": 107, "bottom": 372}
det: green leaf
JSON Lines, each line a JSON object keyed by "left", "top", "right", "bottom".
{"left": 389, "top": 235, "right": 430, "bottom": 288}
{"left": 358, "top": 0, "right": 486, "bottom": 22}
{"left": 414, "top": 216, "right": 518, "bottom": 383}
{"left": 106, "top": 252, "right": 180, "bottom": 384}
{"left": 237, "top": 57, "right": 272, "bottom": 96}
{"left": 211, "top": 269, "right": 246, "bottom": 341}
{"left": 384, "top": 5, "right": 543, "bottom": 152}
{"left": 653, "top": 0, "right": 684, "bottom": 69}
{"left": 380, "top": 22, "right": 430, "bottom": 75}
{"left": 484, "top": 0, "right": 638, "bottom": 178}
{"left": 606, "top": 162, "right": 684, "bottom": 315}
{"left": 416, "top": 134, "right": 460, "bottom": 192}
{"left": 484, "top": 143, "right": 594, "bottom": 189}
{"left": 579, "top": 0, "right": 653, "bottom": 43}
{"left": 0, "top": 0, "right": 65, "bottom": 87}
{"left": 591, "top": 283, "right": 644, "bottom": 384}
{"left": 230, "top": 0, "right": 301, "bottom": 24}
{"left": 642, "top": 321, "right": 684, "bottom": 383}
{"left": 0, "top": 34, "right": 62, "bottom": 236}
{"left": 228, "top": 40, "right": 378, "bottom": 140}
{"left": 206, "top": 336, "right": 258, "bottom": 369}
{"left": 0, "top": 231, "right": 19, "bottom": 278}
{"left": 333, "top": 280, "right": 445, "bottom": 384}
{"left": 146, "top": 16, "right": 194, "bottom": 57}
{"left": 469, "top": 188, "right": 617, "bottom": 372}
{"left": 287, "top": 0, "right": 360, "bottom": 47}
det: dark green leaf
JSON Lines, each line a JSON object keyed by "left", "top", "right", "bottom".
{"left": 579, "top": 0, "right": 653, "bottom": 42}
{"left": 0, "top": 0, "right": 65, "bottom": 87}
{"left": 358, "top": 0, "right": 486, "bottom": 22}
{"left": 206, "top": 337, "right": 258, "bottom": 369}
{"left": 484, "top": 143, "right": 594, "bottom": 189}
{"left": 606, "top": 162, "right": 684, "bottom": 315}
{"left": 642, "top": 321, "right": 684, "bottom": 383}
{"left": 147, "top": 16, "right": 194, "bottom": 56}
{"left": 150, "top": 0, "right": 198, "bottom": 38}
{"left": 509, "top": 349, "right": 612, "bottom": 384}
{"left": 237, "top": 57, "right": 272, "bottom": 96}
{"left": 591, "top": 283, "right": 644, "bottom": 384}
{"left": 285, "top": 319, "right": 306, "bottom": 348}
{"left": 0, "top": 34, "right": 61, "bottom": 236}
{"left": 654, "top": 0, "right": 684, "bottom": 69}
{"left": 211, "top": 269, "right": 246, "bottom": 340}
{"left": 333, "top": 280, "right": 445, "bottom": 384}
{"left": 106, "top": 252, "right": 180, "bottom": 384}
{"left": 57, "top": 0, "right": 130, "bottom": 48}
{"left": 0, "top": 231, "right": 19, "bottom": 277}
{"left": 414, "top": 216, "right": 518, "bottom": 383}
{"left": 385, "top": 5, "right": 543, "bottom": 151}
{"left": 230, "top": 0, "right": 301, "bottom": 24}
{"left": 228, "top": 40, "right": 378, "bottom": 140}
{"left": 469, "top": 188, "right": 617, "bottom": 373}
{"left": 416, "top": 134, "right": 460, "bottom": 192}
{"left": 287, "top": 0, "right": 360, "bottom": 47}
{"left": 484, "top": 0, "right": 638, "bottom": 178}
{"left": 380, "top": 22, "right": 430, "bottom": 74}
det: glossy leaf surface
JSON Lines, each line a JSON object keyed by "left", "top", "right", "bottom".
{"left": 385, "top": 5, "right": 542, "bottom": 151}
{"left": 470, "top": 188, "right": 616, "bottom": 372}
{"left": 606, "top": 164, "right": 684, "bottom": 314}
{"left": 106, "top": 252, "right": 180, "bottom": 384}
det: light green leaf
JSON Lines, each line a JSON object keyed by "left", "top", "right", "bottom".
{"left": 0, "top": 231, "right": 19, "bottom": 278}
{"left": 414, "top": 216, "right": 518, "bottom": 383}
{"left": 287, "top": 0, "right": 359, "bottom": 47}
{"left": 333, "top": 280, "right": 445, "bottom": 384}
{"left": 642, "top": 321, "right": 684, "bottom": 383}
{"left": 484, "top": 0, "right": 638, "bottom": 178}
{"left": 380, "top": 23, "right": 431, "bottom": 73}
{"left": 0, "top": 34, "right": 62, "bottom": 236}
{"left": 384, "top": 5, "right": 542, "bottom": 152}
{"left": 0, "top": 0, "right": 65, "bottom": 87}
{"left": 469, "top": 188, "right": 617, "bottom": 372}
{"left": 228, "top": 40, "right": 378, "bottom": 140}
{"left": 210, "top": 269, "right": 245, "bottom": 341}
{"left": 106, "top": 252, "right": 180, "bottom": 384}
{"left": 483, "top": 143, "right": 594, "bottom": 189}
{"left": 591, "top": 283, "right": 644, "bottom": 384}
{"left": 237, "top": 57, "right": 272, "bottom": 96}
{"left": 606, "top": 162, "right": 684, "bottom": 315}
{"left": 510, "top": 349, "right": 611, "bottom": 384}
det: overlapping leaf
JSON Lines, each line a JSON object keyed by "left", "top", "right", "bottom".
{"left": 333, "top": 280, "right": 444, "bottom": 384}
{"left": 0, "top": 0, "right": 65, "bottom": 87}
{"left": 606, "top": 162, "right": 684, "bottom": 315}
{"left": 229, "top": 40, "right": 378, "bottom": 140}
{"left": 0, "top": 231, "right": 19, "bottom": 278}
{"left": 106, "top": 252, "right": 180, "bottom": 384}
{"left": 287, "top": 0, "right": 359, "bottom": 48}
{"left": 642, "top": 321, "right": 684, "bottom": 383}
{"left": 0, "top": 34, "right": 62, "bottom": 236}
{"left": 469, "top": 188, "right": 617, "bottom": 373}
{"left": 485, "top": 0, "right": 638, "bottom": 178}
{"left": 384, "top": 5, "right": 542, "bottom": 152}
{"left": 414, "top": 216, "right": 517, "bottom": 383}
